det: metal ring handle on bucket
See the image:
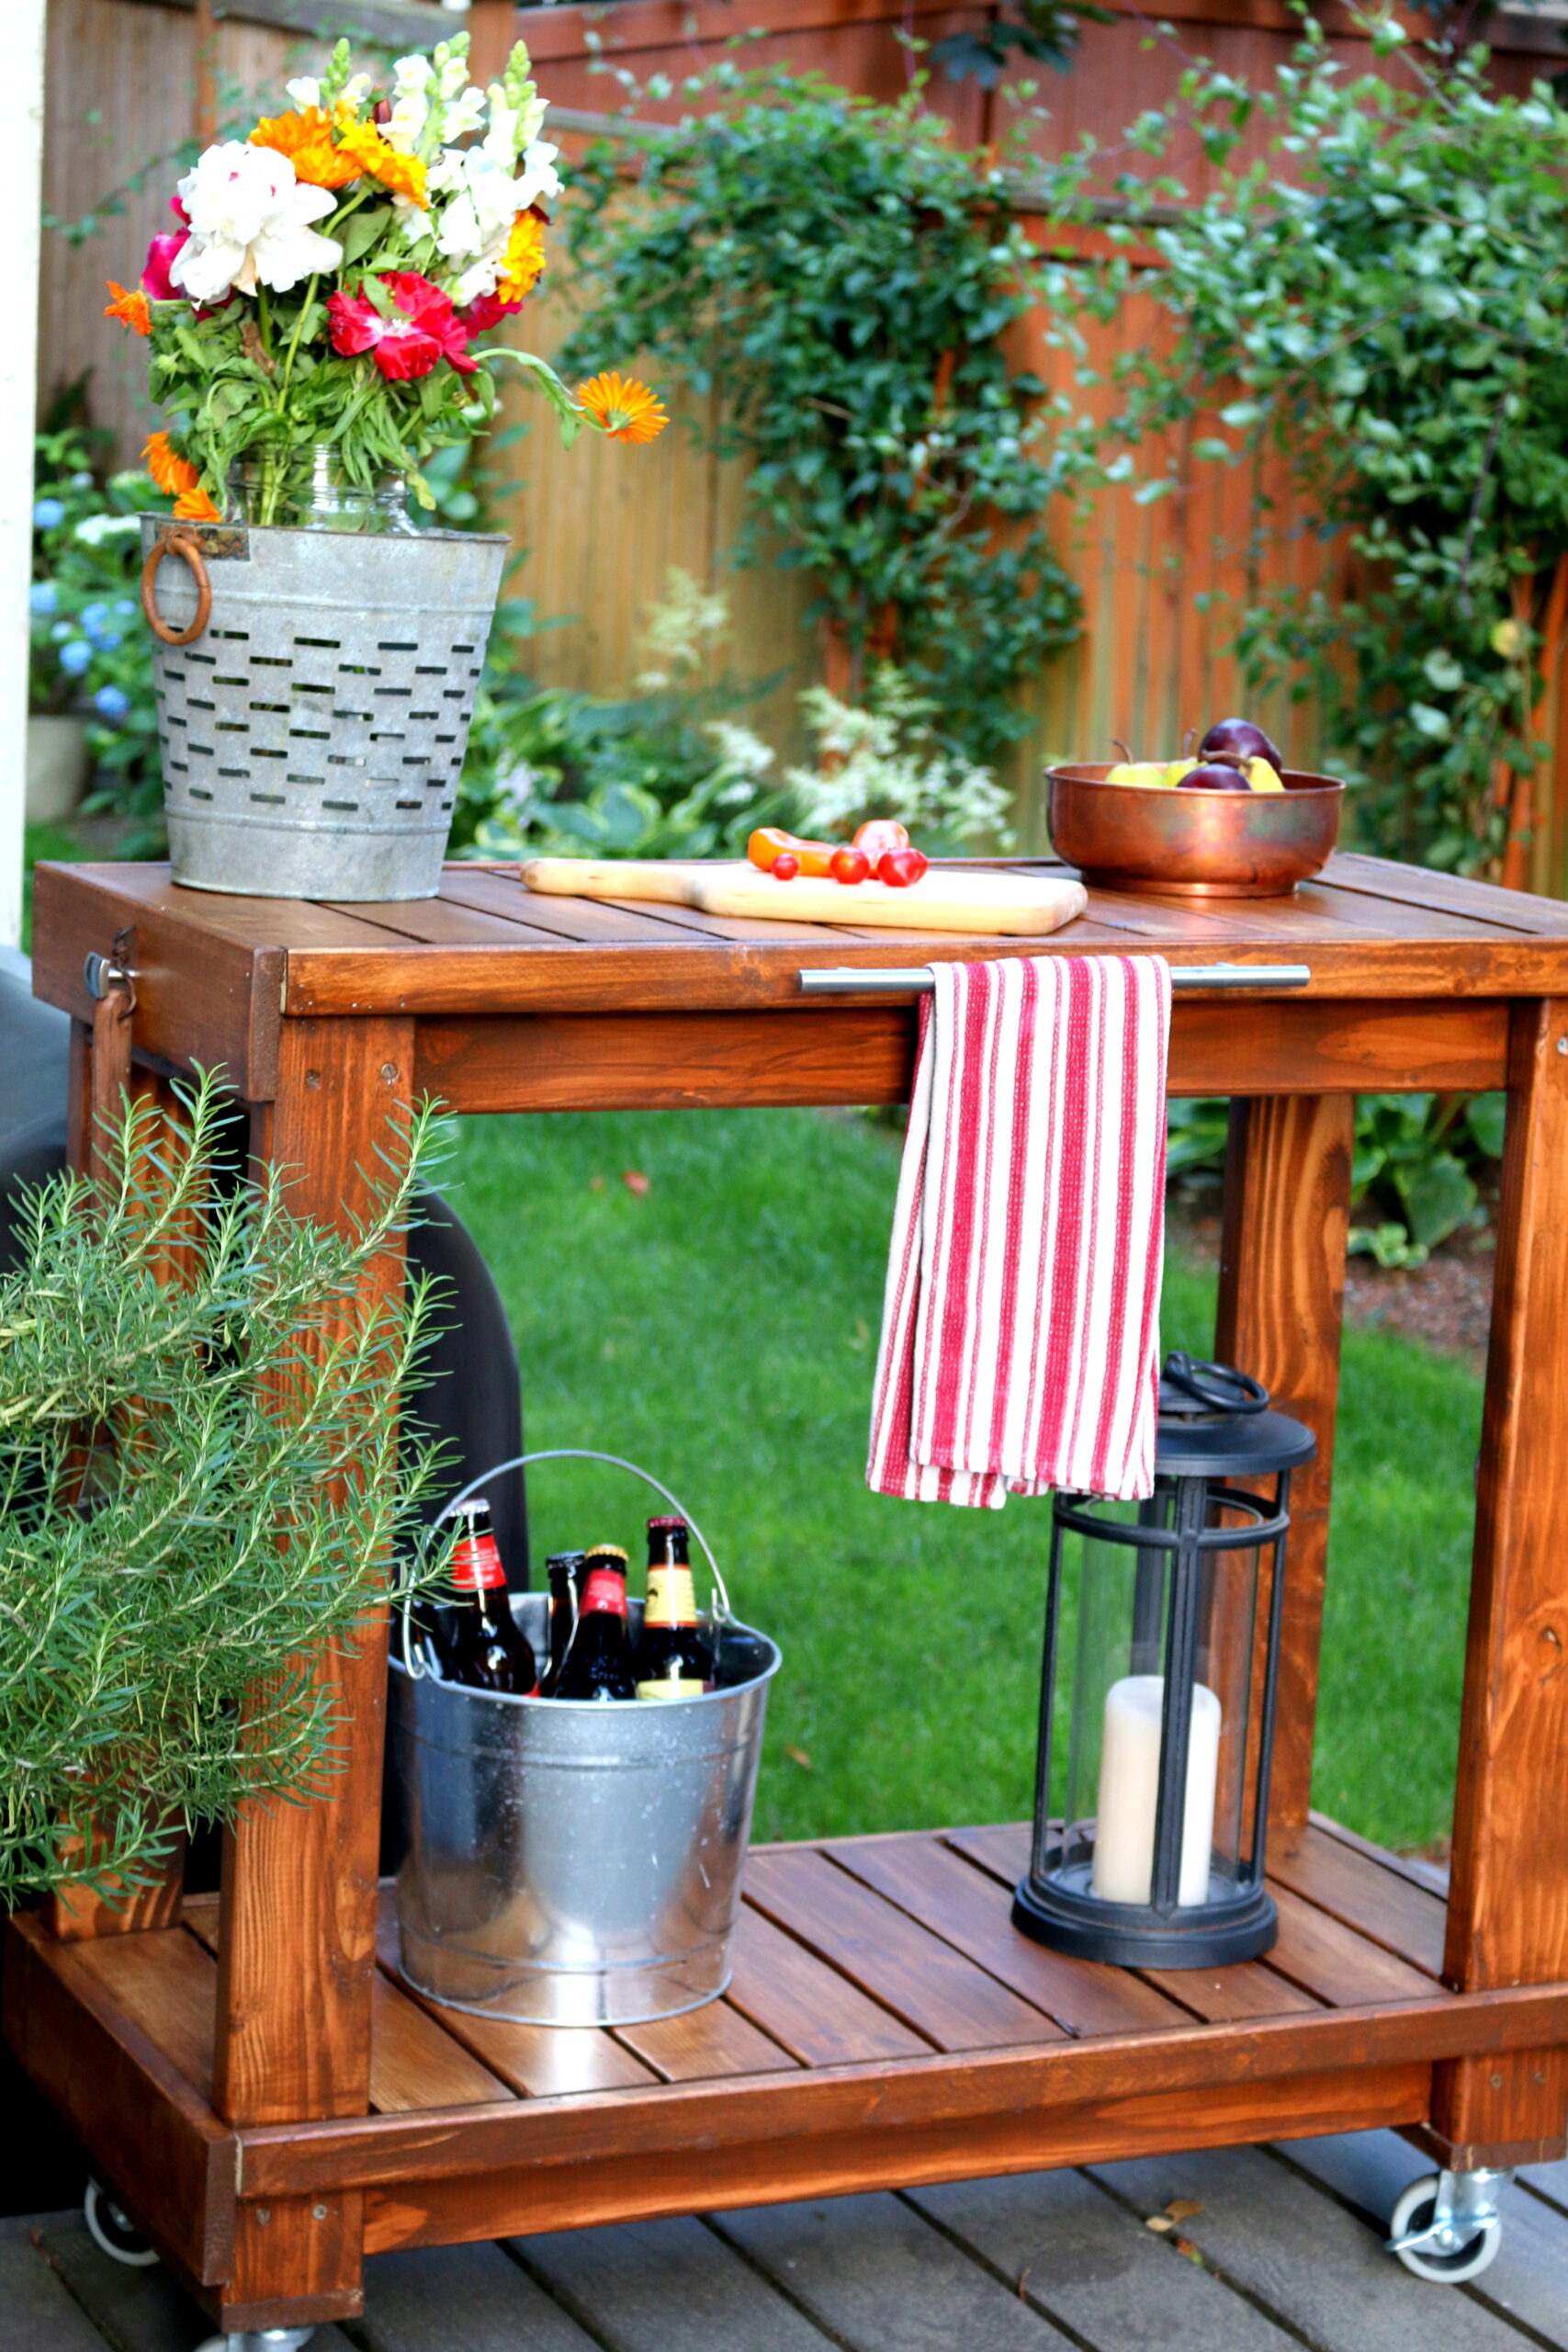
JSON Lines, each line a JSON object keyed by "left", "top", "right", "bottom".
{"left": 400, "top": 1449, "right": 732, "bottom": 1681}
{"left": 141, "top": 528, "right": 212, "bottom": 648}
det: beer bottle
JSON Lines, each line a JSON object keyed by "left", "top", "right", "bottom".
{"left": 540, "top": 1549, "right": 586, "bottom": 1696}
{"left": 552, "top": 1544, "right": 636, "bottom": 1701}
{"left": 434, "top": 1498, "right": 539, "bottom": 1695}
{"left": 633, "top": 1516, "right": 715, "bottom": 1701}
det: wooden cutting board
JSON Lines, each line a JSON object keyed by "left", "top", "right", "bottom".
{"left": 519, "top": 857, "right": 1089, "bottom": 937}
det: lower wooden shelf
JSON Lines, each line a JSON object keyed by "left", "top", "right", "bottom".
{"left": 9, "top": 1818, "right": 1568, "bottom": 2303}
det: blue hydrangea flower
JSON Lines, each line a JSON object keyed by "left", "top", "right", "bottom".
{"left": 112, "top": 598, "right": 135, "bottom": 617}
{"left": 58, "top": 639, "right": 92, "bottom": 677}
{"left": 28, "top": 581, "right": 57, "bottom": 616}
{"left": 94, "top": 632, "right": 121, "bottom": 652}
{"left": 93, "top": 685, "right": 130, "bottom": 722}
{"left": 81, "top": 600, "right": 109, "bottom": 632}
{"left": 50, "top": 620, "right": 71, "bottom": 642}
{"left": 32, "top": 498, "right": 65, "bottom": 531}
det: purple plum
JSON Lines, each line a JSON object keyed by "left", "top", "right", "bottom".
{"left": 1199, "top": 717, "right": 1283, "bottom": 770}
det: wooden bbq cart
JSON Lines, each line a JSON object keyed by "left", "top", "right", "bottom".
{"left": 9, "top": 852, "right": 1568, "bottom": 2335}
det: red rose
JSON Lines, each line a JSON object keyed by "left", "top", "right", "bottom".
{"left": 329, "top": 273, "right": 477, "bottom": 383}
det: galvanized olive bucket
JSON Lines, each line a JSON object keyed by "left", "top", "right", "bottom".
{"left": 139, "top": 513, "right": 506, "bottom": 901}
{"left": 389, "top": 1453, "right": 780, "bottom": 2028}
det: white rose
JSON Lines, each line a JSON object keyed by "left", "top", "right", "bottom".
{"left": 170, "top": 141, "right": 343, "bottom": 303}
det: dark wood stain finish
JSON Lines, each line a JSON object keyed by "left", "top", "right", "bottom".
{"left": 11, "top": 853, "right": 1568, "bottom": 2324}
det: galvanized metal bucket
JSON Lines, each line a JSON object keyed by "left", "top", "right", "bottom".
{"left": 139, "top": 514, "right": 506, "bottom": 901}
{"left": 389, "top": 1453, "right": 780, "bottom": 2028}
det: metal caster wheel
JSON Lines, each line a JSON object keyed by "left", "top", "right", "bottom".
{"left": 192, "top": 2332, "right": 315, "bottom": 2352}
{"left": 1388, "top": 2167, "right": 1507, "bottom": 2284}
{"left": 83, "top": 2179, "right": 159, "bottom": 2268}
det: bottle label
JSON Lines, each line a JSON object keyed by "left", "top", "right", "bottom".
{"left": 450, "top": 1531, "right": 506, "bottom": 1592}
{"left": 636, "top": 1675, "right": 708, "bottom": 1702}
{"left": 580, "top": 1567, "right": 628, "bottom": 1618}
{"left": 645, "top": 1565, "right": 699, "bottom": 1629}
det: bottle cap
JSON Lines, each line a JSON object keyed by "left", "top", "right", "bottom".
{"left": 647, "top": 1514, "right": 688, "bottom": 1532}
{"left": 584, "top": 1543, "right": 628, "bottom": 1568}
{"left": 546, "top": 1550, "right": 586, "bottom": 1572}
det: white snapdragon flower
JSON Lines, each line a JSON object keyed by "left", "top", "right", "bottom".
{"left": 514, "top": 140, "right": 561, "bottom": 209}
{"left": 443, "top": 85, "right": 487, "bottom": 140}
{"left": 342, "top": 72, "right": 372, "bottom": 107}
{"left": 284, "top": 74, "right": 321, "bottom": 109}
{"left": 481, "top": 85, "right": 547, "bottom": 166}
{"left": 388, "top": 52, "right": 432, "bottom": 152}
{"left": 170, "top": 142, "right": 343, "bottom": 303}
{"left": 437, "top": 49, "right": 469, "bottom": 101}
{"left": 481, "top": 91, "right": 517, "bottom": 167}
{"left": 429, "top": 144, "right": 518, "bottom": 259}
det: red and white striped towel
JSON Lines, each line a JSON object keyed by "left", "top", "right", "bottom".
{"left": 866, "top": 955, "right": 1171, "bottom": 1508}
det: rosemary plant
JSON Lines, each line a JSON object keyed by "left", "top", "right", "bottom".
{"left": 0, "top": 1072, "right": 448, "bottom": 1905}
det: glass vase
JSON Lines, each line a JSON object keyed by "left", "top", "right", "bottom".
{"left": 225, "top": 445, "right": 416, "bottom": 535}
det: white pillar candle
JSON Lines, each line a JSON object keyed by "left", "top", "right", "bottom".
{"left": 1090, "top": 1675, "right": 1222, "bottom": 1908}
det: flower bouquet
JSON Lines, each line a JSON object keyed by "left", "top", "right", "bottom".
{"left": 107, "top": 28, "right": 665, "bottom": 526}
{"left": 102, "top": 29, "right": 666, "bottom": 902}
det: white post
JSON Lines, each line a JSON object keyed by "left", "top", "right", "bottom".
{"left": 0, "top": 0, "right": 48, "bottom": 949}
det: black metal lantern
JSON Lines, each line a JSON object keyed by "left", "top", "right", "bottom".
{"left": 1011, "top": 1353, "right": 1315, "bottom": 1968}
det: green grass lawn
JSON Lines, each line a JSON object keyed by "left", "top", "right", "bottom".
{"left": 445, "top": 1103, "right": 1481, "bottom": 1855}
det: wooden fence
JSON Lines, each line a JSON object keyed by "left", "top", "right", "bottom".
{"left": 38, "top": 0, "right": 1568, "bottom": 872}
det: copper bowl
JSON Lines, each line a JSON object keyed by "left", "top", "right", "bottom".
{"left": 1046, "top": 763, "right": 1344, "bottom": 899}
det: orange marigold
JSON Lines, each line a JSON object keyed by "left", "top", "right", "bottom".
{"left": 143, "top": 430, "right": 202, "bottom": 498}
{"left": 576, "top": 370, "right": 669, "bottom": 447}
{"left": 174, "top": 485, "right": 221, "bottom": 523}
{"left": 496, "top": 214, "right": 547, "bottom": 305}
{"left": 249, "top": 107, "right": 359, "bottom": 190}
{"left": 334, "top": 121, "right": 427, "bottom": 209}
{"left": 104, "top": 280, "right": 152, "bottom": 336}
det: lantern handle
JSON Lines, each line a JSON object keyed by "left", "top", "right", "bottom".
{"left": 1162, "top": 1352, "right": 1268, "bottom": 1415}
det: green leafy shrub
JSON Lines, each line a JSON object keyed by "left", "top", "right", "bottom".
{"left": 558, "top": 69, "right": 1095, "bottom": 768}
{"left": 1168, "top": 1090, "right": 1506, "bottom": 1266}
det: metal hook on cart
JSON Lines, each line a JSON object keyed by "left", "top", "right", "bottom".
{"left": 400, "top": 1448, "right": 733, "bottom": 1681}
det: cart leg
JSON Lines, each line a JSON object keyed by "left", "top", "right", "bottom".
{"left": 1432, "top": 999, "right": 1568, "bottom": 2170}
{"left": 1214, "top": 1092, "right": 1354, "bottom": 1857}
{"left": 211, "top": 1019, "right": 413, "bottom": 2328}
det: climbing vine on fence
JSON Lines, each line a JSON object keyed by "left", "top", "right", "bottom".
{"left": 1098, "top": 13, "right": 1568, "bottom": 875}
{"left": 558, "top": 70, "right": 1101, "bottom": 768}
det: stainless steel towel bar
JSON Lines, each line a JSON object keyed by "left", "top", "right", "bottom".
{"left": 797, "top": 962, "right": 1311, "bottom": 996}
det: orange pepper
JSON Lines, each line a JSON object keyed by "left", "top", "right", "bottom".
{"left": 747, "top": 826, "right": 840, "bottom": 877}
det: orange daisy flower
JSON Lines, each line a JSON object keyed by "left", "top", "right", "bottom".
{"left": 104, "top": 280, "right": 152, "bottom": 336}
{"left": 497, "top": 214, "right": 547, "bottom": 304}
{"left": 576, "top": 370, "right": 668, "bottom": 447}
{"left": 249, "top": 107, "right": 359, "bottom": 191}
{"left": 334, "top": 121, "right": 427, "bottom": 209}
{"left": 143, "top": 431, "right": 216, "bottom": 518}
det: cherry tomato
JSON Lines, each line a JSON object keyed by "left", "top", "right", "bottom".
{"left": 877, "top": 847, "right": 929, "bottom": 888}
{"left": 853, "top": 819, "right": 910, "bottom": 866}
{"left": 772, "top": 852, "right": 800, "bottom": 881}
{"left": 830, "top": 845, "right": 871, "bottom": 886}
